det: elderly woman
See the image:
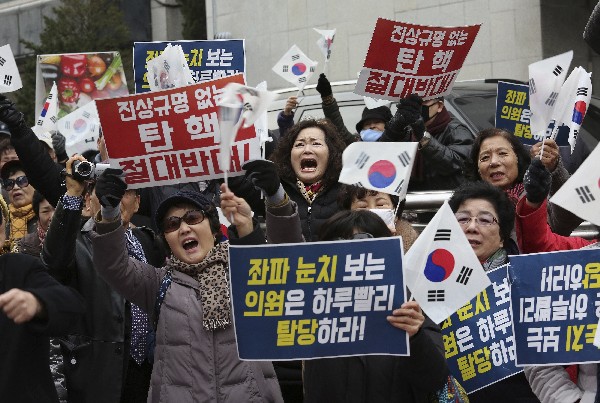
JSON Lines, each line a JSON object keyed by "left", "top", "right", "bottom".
{"left": 448, "top": 181, "right": 539, "bottom": 402}
{"left": 301, "top": 209, "right": 448, "bottom": 402}
{"left": 336, "top": 184, "right": 419, "bottom": 252}
{"left": 90, "top": 170, "right": 284, "bottom": 402}
{"left": 1, "top": 160, "right": 36, "bottom": 244}
{"left": 468, "top": 128, "right": 581, "bottom": 236}
{"left": 514, "top": 159, "right": 599, "bottom": 403}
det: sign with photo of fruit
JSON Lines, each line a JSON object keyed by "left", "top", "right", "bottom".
{"left": 35, "top": 51, "right": 129, "bottom": 119}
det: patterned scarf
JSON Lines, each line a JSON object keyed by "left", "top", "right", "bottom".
{"left": 505, "top": 182, "right": 525, "bottom": 206}
{"left": 481, "top": 248, "right": 508, "bottom": 272}
{"left": 167, "top": 241, "right": 231, "bottom": 331}
{"left": 297, "top": 179, "right": 324, "bottom": 205}
{"left": 37, "top": 220, "right": 48, "bottom": 244}
{"left": 9, "top": 203, "right": 35, "bottom": 241}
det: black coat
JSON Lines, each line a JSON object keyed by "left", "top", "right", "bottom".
{"left": 0, "top": 253, "right": 84, "bottom": 403}
{"left": 41, "top": 201, "right": 166, "bottom": 403}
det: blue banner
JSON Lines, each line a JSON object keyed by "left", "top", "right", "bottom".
{"left": 133, "top": 40, "right": 245, "bottom": 93}
{"left": 441, "top": 265, "right": 521, "bottom": 393}
{"left": 228, "top": 237, "right": 408, "bottom": 360}
{"left": 509, "top": 248, "right": 600, "bottom": 365}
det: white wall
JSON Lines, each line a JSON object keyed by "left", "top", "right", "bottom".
{"left": 207, "top": 0, "right": 543, "bottom": 89}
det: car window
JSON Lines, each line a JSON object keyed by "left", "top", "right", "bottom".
{"left": 449, "top": 93, "right": 497, "bottom": 131}
{"left": 298, "top": 103, "right": 367, "bottom": 133}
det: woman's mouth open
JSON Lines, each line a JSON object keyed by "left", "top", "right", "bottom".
{"left": 300, "top": 158, "right": 317, "bottom": 173}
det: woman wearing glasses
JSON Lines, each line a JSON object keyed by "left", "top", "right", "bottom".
{"left": 0, "top": 160, "right": 36, "bottom": 245}
{"left": 90, "top": 171, "right": 284, "bottom": 402}
{"left": 448, "top": 181, "right": 539, "bottom": 402}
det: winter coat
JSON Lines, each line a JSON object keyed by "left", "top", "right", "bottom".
{"left": 41, "top": 200, "right": 166, "bottom": 403}
{"left": 0, "top": 253, "right": 84, "bottom": 403}
{"left": 18, "top": 229, "right": 42, "bottom": 256}
{"left": 91, "top": 219, "right": 283, "bottom": 403}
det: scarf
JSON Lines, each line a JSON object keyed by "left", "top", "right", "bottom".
{"left": 505, "top": 182, "right": 525, "bottom": 207}
{"left": 37, "top": 220, "right": 48, "bottom": 244}
{"left": 9, "top": 203, "right": 35, "bottom": 241}
{"left": 167, "top": 241, "right": 231, "bottom": 331}
{"left": 481, "top": 248, "right": 508, "bottom": 272}
{"left": 297, "top": 179, "right": 324, "bottom": 205}
{"left": 411, "top": 107, "right": 452, "bottom": 183}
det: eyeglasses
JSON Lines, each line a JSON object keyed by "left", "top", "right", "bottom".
{"left": 3, "top": 175, "right": 29, "bottom": 191}
{"left": 336, "top": 232, "right": 374, "bottom": 241}
{"left": 163, "top": 210, "right": 206, "bottom": 233}
{"left": 455, "top": 212, "right": 498, "bottom": 227}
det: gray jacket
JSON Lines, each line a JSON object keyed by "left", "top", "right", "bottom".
{"left": 91, "top": 220, "right": 283, "bottom": 403}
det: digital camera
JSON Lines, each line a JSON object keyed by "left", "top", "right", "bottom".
{"left": 71, "top": 161, "right": 110, "bottom": 182}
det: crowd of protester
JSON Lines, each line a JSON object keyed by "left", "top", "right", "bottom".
{"left": 0, "top": 30, "right": 599, "bottom": 403}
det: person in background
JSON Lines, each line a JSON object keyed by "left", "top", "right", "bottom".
{"left": 1, "top": 160, "right": 37, "bottom": 244}
{"left": 18, "top": 190, "right": 55, "bottom": 256}
{"left": 0, "top": 137, "right": 18, "bottom": 170}
{"left": 447, "top": 180, "right": 539, "bottom": 402}
{"left": 0, "top": 238, "right": 84, "bottom": 403}
{"left": 468, "top": 128, "right": 582, "bottom": 236}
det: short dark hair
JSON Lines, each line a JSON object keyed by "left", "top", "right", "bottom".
{"left": 319, "top": 209, "right": 392, "bottom": 241}
{"left": 0, "top": 138, "right": 13, "bottom": 156}
{"left": 448, "top": 181, "right": 515, "bottom": 243}
{"left": 337, "top": 184, "right": 405, "bottom": 218}
{"left": 270, "top": 119, "right": 346, "bottom": 188}
{"left": 467, "top": 128, "right": 531, "bottom": 184}
{"left": 32, "top": 190, "right": 46, "bottom": 217}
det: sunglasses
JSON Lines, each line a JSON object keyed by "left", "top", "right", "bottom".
{"left": 455, "top": 212, "right": 498, "bottom": 227}
{"left": 4, "top": 175, "right": 29, "bottom": 191}
{"left": 163, "top": 210, "right": 206, "bottom": 233}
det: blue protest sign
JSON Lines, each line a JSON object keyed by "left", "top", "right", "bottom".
{"left": 133, "top": 40, "right": 246, "bottom": 93}
{"left": 495, "top": 81, "right": 536, "bottom": 146}
{"left": 509, "top": 248, "right": 600, "bottom": 365}
{"left": 228, "top": 237, "right": 408, "bottom": 360}
{"left": 441, "top": 265, "right": 520, "bottom": 393}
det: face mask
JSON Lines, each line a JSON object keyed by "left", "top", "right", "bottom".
{"left": 360, "top": 128, "right": 383, "bottom": 142}
{"left": 421, "top": 104, "right": 431, "bottom": 122}
{"left": 368, "top": 208, "right": 396, "bottom": 228}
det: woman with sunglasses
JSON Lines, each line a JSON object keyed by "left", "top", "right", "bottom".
{"left": 1, "top": 160, "right": 36, "bottom": 245}
{"left": 89, "top": 170, "right": 284, "bottom": 402}
{"left": 448, "top": 181, "right": 539, "bottom": 402}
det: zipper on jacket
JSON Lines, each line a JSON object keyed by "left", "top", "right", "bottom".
{"left": 307, "top": 205, "right": 312, "bottom": 241}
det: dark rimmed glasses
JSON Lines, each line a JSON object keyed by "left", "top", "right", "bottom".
{"left": 455, "top": 212, "right": 498, "bottom": 227}
{"left": 3, "top": 175, "right": 29, "bottom": 191}
{"left": 163, "top": 210, "right": 206, "bottom": 233}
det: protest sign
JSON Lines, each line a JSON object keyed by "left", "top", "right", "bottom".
{"left": 95, "top": 74, "right": 259, "bottom": 189}
{"left": 355, "top": 19, "right": 480, "bottom": 101}
{"left": 495, "top": 81, "right": 537, "bottom": 146}
{"left": 550, "top": 143, "right": 600, "bottom": 227}
{"left": 133, "top": 40, "right": 245, "bottom": 93}
{"left": 441, "top": 265, "right": 521, "bottom": 393}
{"left": 0, "top": 44, "right": 22, "bottom": 93}
{"left": 509, "top": 248, "right": 600, "bottom": 366}
{"left": 338, "top": 142, "right": 417, "bottom": 200}
{"left": 35, "top": 52, "right": 128, "bottom": 119}
{"left": 404, "top": 202, "right": 491, "bottom": 324}
{"left": 228, "top": 237, "right": 408, "bottom": 360}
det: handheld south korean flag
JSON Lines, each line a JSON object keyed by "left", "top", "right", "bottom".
{"left": 550, "top": 142, "right": 600, "bottom": 227}
{"left": 57, "top": 100, "right": 100, "bottom": 156}
{"left": 0, "top": 44, "right": 22, "bottom": 93}
{"left": 32, "top": 82, "right": 58, "bottom": 135}
{"left": 272, "top": 45, "right": 318, "bottom": 91}
{"left": 338, "top": 142, "right": 417, "bottom": 200}
{"left": 404, "top": 202, "right": 491, "bottom": 324}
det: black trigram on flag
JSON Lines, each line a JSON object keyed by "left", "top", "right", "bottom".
{"left": 398, "top": 151, "right": 410, "bottom": 167}
{"left": 291, "top": 54, "right": 300, "bottom": 61}
{"left": 37, "top": 119, "right": 43, "bottom": 126}
{"left": 434, "top": 229, "right": 451, "bottom": 241}
{"left": 576, "top": 186, "right": 595, "bottom": 203}
{"left": 309, "top": 66, "right": 315, "bottom": 72}
{"left": 64, "top": 121, "right": 71, "bottom": 130}
{"left": 282, "top": 65, "right": 289, "bottom": 72}
{"left": 456, "top": 266, "right": 473, "bottom": 285}
{"left": 50, "top": 116, "right": 57, "bottom": 123}
{"left": 577, "top": 87, "right": 589, "bottom": 96}
{"left": 356, "top": 151, "right": 369, "bottom": 169}
{"left": 393, "top": 179, "right": 404, "bottom": 194}
{"left": 298, "top": 77, "right": 306, "bottom": 83}
{"left": 3, "top": 75, "right": 12, "bottom": 86}
{"left": 83, "top": 111, "right": 91, "bottom": 119}
{"left": 529, "top": 78, "right": 536, "bottom": 95}
{"left": 545, "top": 91, "right": 558, "bottom": 107}
{"left": 0, "top": 56, "right": 5, "bottom": 66}
{"left": 84, "top": 137, "right": 95, "bottom": 143}
{"left": 428, "top": 290, "right": 445, "bottom": 302}
{"left": 356, "top": 181, "right": 364, "bottom": 187}
{"left": 552, "top": 65, "right": 563, "bottom": 76}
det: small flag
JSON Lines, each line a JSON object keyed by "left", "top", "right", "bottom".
{"left": 221, "top": 82, "right": 276, "bottom": 129}
{"left": 217, "top": 88, "right": 244, "bottom": 173}
{"left": 404, "top": 202, "right": 491, "bottom": 324}
{"left": 253, "top": 81, "right": 272, "bottom": 148}
{"left": 314, "top": 28, "right": 336, "bottom": 61}
{"left": 57, "top": 100, "right": 100, "bottom": 156}
{"left": 33, "top": 82, "right": 58, "bottom": 135}
{"left": 146, "top": 43, "right": 195, "bottom": 91}
{"left": 363, "top": 96, "right": 391, "bottom": 110}
{"left": 272, "top": 45, "right": 318, "bottom": 91}
{"left": 338, "top": 142, "right": 417, "bottom": 200}
{"left": 550, "top": 143, "right": 600, "bottom": 226}
{"left": 0, "top": 44, "right": 22, "bottom": 93}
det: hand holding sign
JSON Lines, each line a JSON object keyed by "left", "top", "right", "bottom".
{"left": 386, "top": 300, "right": 425, "bottom": 337}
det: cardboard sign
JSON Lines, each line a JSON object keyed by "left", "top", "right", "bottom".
{"left": 228, "top": 237, "right": 408, "bottom": 360}
{"left": 133, "top": 40, "right": 246, "bottom": 93}
{"left": 95, "top": 74, "right": 259, "bottom": 189}
{"left": 355, "top": 19, "right": 480, "bottom": 101}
